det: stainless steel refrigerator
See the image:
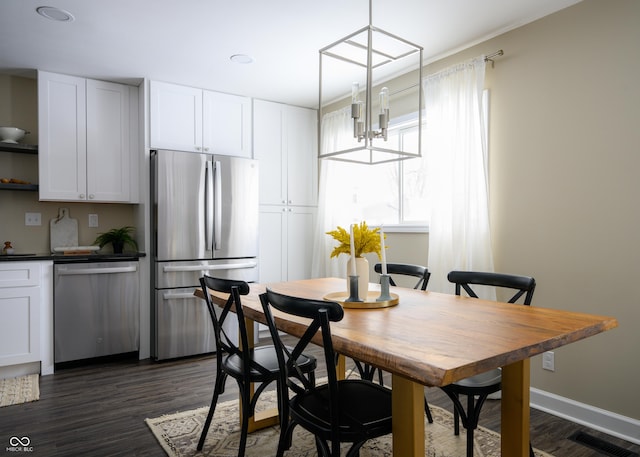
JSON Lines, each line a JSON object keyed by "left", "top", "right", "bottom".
{"left": 151, "top": 149, "right": 259, "bottom": 360}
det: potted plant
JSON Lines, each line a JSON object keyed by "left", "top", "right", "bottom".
{"left": 93, "top": 226, "right": 138, "bottom": 254}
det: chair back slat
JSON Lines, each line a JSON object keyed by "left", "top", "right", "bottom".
{"left": 447, "top": 270, "right": 536, "bottom": 305}
{"left": 374, "top": 262, "right": 431, "bottom": 290}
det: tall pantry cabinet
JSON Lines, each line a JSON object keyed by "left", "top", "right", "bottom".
{"left": 254, "top": 100, "right": 317, "bottom": 283}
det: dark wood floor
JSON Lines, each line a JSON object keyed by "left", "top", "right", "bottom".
{"left": 1, "top": 340, "right": 638, "bottom": 456}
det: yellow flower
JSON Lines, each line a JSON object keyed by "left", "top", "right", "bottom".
{"left": 326, "top": 221, "right": 386, "bottom": 259}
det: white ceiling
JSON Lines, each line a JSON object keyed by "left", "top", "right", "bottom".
{"left": 0, "top": 0, "right": 581, "bottom": 108}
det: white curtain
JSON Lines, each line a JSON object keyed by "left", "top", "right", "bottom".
{"left": 311, "top": 107, "right": 353, "bottom": 278}
{"left": 423, "top": 56, "right": 495, "bottom": 297}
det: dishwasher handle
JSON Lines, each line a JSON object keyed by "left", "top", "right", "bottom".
{"left": 56, "top": 265, "right": 138, "bottom": 276}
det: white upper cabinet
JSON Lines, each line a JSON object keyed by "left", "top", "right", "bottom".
{"left": 203, "top": 90, "right": 251, "bottom": 157}
{"left": 253, "top": 100, "right": 317, "bottom": 206}
{"left": 150, "top": 81, "right": 251, "bottom": 157}
{"left": 38, "top": 71, "right": 138, "bottom": 203}
{"left": 38, "top": 72, "right": 87, "bottom": 201}
{"left": 149, "top": 82, "right": 202, "bottom": 152}
{"left": 86, "top": 79, "right": 131, "bottom": 202}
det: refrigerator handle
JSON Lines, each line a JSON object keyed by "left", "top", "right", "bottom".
{"left": 205, "top": 160, "right": 214, "bottom": 250}
{"left": 214, "top": 160, "right": 222, "bottom": 250}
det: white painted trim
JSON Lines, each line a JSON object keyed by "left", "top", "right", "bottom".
{"left": 530, "top": 388, "right": 640, "bottom": 446}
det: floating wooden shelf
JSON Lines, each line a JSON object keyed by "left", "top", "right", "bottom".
{"left": 0, "top": 183, "right": 39, "bottom": 191}
{"left": 0, "top": 143, "right": 38, "bottom": 154}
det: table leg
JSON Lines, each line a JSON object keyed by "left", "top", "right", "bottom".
{"left": 337, "top": 354, "right": 346, "bottom": 380}
{"left": 392, "top": 374, "right": 425, "bottom": 457}
{"left": 243, "top": 317, "right": 279, "bottom": 432}
{"left": 501, "top": 359, "right": 531, "bottom": 457}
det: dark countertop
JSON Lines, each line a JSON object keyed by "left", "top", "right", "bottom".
{"left": 0, "top": 252, "right": 146, "bottom": 263}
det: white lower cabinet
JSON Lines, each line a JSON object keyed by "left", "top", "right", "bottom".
{"left": 0, "top": 263, "right": 41, "bottom": 368}
{"left": 259, "top": 206, "right": 315, "bottom": 283}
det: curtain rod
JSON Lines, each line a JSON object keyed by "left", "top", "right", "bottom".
{"left": 484, "top": 49, "right": 504, "bottom": 67}
{"left": 385, "top": 50, "right": 505, "bottom": 96}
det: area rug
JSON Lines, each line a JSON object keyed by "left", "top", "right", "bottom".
{"left": 0, "top": 374, "right": 40, "bottom": 407}
{"left": 146, "top": 390, "right": 554, "bottom": 457}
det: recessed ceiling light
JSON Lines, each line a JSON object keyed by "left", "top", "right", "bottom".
{"left": 36, "top": 6, "right": 75, "bottom": 22}
{"left": 230, "top": 54, "right": 254, "bottom": 64}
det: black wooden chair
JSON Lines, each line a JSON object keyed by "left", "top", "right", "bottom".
{"left": 374, "top": 262, "right": 431, "bottom": 290}
{"left": 260, "top": 288, "right": 393, "bottom": 457}
{"left": 442, "top": 270, "right": 536, "bottom": 457}
{"left": 352, "top": 262, "right": 434, "bottom": 424}
{"left": 197, "top": 276, "right": 317, "bottom": 456}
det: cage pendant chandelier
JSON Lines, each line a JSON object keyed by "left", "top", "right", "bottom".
{"left": 318, "top": 0, "right": 423, "bottom": 164}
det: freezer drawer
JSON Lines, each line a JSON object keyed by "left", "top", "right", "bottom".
{"left": 155, "top": 287, "right": 238, "bottom": 360}
{"left": 54, "top": 262, "right": 139, "bottom": 363}
{"left": 155, "top": 259, "right": 258, "bottom": 289}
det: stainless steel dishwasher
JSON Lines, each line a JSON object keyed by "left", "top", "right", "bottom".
{"left": 54, "top": 259, "right": 139, "bottom": 364}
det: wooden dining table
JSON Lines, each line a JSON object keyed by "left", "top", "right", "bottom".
{"left": 196, "top": 277, "right": 618, "bottom": 457}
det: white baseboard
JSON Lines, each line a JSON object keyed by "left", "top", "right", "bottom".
{"left": 530, "top": 388, "right": 640, "bottom": 446}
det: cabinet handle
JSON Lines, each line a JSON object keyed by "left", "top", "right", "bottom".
{"left": 204, "top": 147, "right": 210, "bottom": 152}
{"left": 288, "top": 200, "right": 293, "bottom": 204}
{"left": 79, "top": 194, "right": 85, "bottom": 199}
{"left": 89, "top": 194, "right": 95, "bottom": 200}
{"left": 195, "top": 146, "right": 202, "bottom": 151}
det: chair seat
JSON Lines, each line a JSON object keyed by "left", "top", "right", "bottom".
{"left": 290, "top": 379, "right": 392, "bottom": 440}
{"left": 455, "top": 368, "right": 502, "bottom": 388}
{"left": 223, "top": 345, "right": 316, "bottom": 378}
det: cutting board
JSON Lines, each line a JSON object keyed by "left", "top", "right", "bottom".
{"left": 50, "top": 208, "right": 79, "bottom": 252}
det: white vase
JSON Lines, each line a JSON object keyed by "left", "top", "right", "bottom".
{"left": 346, "top": 256, "right": 369, "bottom": 299}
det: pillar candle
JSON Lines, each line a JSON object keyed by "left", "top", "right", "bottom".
{"left": 380, "top": 226, "right": 387, "bottom": 275}
{"left": 350, "top": 224, "right": 357, "bottom": 276}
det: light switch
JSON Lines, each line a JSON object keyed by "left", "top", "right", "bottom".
{"left": 88, "top": 214, "right": 99, "bottom": 228}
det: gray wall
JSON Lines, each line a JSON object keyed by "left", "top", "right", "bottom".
{"left": 383, "top": 0, "right": 640, "bottom": 420}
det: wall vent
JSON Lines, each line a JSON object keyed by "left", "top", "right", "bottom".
{"left": 568, "top": 431, "right": 638, "bottom": 457}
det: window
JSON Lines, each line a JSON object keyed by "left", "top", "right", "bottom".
{"left": 324, "top": 88, "right": 489, "bottom": 233}
{"left": 327, "top": 114, "right": 429, "bottom": 231}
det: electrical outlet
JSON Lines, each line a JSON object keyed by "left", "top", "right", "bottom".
{"left": 88, "top": 214, "right": 99, "bottom": 228}
{"left": 25, "top": 212, "right": 42, "bottom": 226}
{"left": 542, "top": 351, "right": 555, "bottom": 371}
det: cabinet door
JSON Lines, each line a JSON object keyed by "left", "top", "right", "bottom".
{"left": 258, "top": 206, "right": 287, "bottom": 283}
{"left": 254, "top": 100, "right": 318, "bottom": 206}
{"left": 203, "top": 91, "right": 251, "bottom": 157}
{"left": 286, "top": 206, "right": 316, "bottom": 281}
{"left": 258, "top": 205, "right": 315, "bottom": 283}
{"left": 86, "top": 79, "right": 130, "bottom": 202}
{"left": 38, "top": 71, "right": 87, "bottom": 201}
{"left": 150, "top": 81, "right": 202, "bottom": 152}
{"left": 254, "top": 100, "right": 286, "bottom": 205}
{"left": 0, "top": 287, "right": 40, "bottom": 367}
{"left": 285, "top": 105, "right": 318, "bottom": 206}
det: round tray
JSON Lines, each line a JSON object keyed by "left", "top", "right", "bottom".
{"left": 323, "top": 291, "right": 399, "bottom": 309}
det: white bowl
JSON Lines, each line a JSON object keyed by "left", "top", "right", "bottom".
{"left": 0, "top": 127, "right": 27, "bottom": 144}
